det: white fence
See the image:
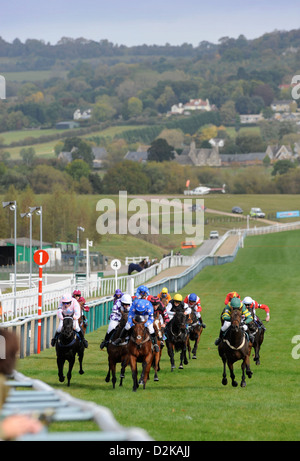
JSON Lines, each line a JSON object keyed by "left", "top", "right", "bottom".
{"left": 0, "top": 254, "right": 194, "bottom": 322}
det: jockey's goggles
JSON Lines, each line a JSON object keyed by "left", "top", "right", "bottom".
{"left": 62, "top": 301, "right": 72, "bottom": 305}
{"left": 244, "top": 303, "right": 252, "bottom": 308}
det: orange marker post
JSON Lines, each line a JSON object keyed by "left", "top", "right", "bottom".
{"left": 33, "top": 250, "right": 49, "bottom": 354}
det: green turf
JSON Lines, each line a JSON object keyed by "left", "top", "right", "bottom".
{"left": 16, "top": 230, "right": 300, "bottom": 441}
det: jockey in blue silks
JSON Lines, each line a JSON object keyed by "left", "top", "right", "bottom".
{"left": 115, "top": 287, "right": 159, "bottom": 352}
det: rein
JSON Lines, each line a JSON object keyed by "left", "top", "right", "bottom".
{"left": 223, "top": 335, "right": 246, "bottom": 351}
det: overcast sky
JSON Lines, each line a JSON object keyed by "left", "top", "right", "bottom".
{"left": 1, "top": 0, "right": 300, "bottom": 46}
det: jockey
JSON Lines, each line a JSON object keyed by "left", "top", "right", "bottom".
{"left": 167, "top": 293, "right": 191, "bottom": 320}
{"left": 113, "top": 288, "right": 123, "bottom": 305}
{"left": 183, "top": 293, "right": 206, "bottom": 328}
{"left": 135, "top": 285, "right": 150, "bottom": 299}
{"left": 148, "top": 295, "right": 170, "bottom": 326}
{"left": 115, "top": 296, "right": 159, "bottom": 352}
{"left": 72, "top": 289, "right": 81, "bottom": 301}
{"left": 158, "top": 287, "right": 171, "bottom": 304}
{"left": 224, "top": 291, "right": 241, "bottom": 305}
{"left": 214, "top": 297, "right": 254, "bottom": 346}
{"left": 51, "top": 293, "right": 88, "bottom": 348}
{"left": 100, "top": 293, "right": 132, "bottom": 349}
{"left": 78, "top": 296, "right": 89, "bottom": 330}
{"left": 242, "top": 296, "right": 270, "bottom": 326}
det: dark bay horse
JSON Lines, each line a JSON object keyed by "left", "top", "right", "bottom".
{"left": 251, "top": 321, "right": 265, "bottom": 365}
{"left": 186, "top": 311, "right": 203, "bottom": 360}
{"left": 56, "top": 316, "right": 84, "bottom": 386}
{"left": 218, "top": 309, "right": 253, "bottom": 387}
{"left": 105, "top": 312, "right": 129, "bottom": 388}
{"left": 128, "top": 318, "right": 154, "bottom": 392}
{"left": 165, "top": 311, "right": 188, "bottom": 371}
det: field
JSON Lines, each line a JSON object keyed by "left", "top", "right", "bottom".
{"left": 17, "top": 229, "right": 300, "bottom": 441}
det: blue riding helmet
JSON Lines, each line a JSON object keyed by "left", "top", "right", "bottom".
{"left": 189, "top": 293, "right": 197, "bottom": 303}
{"left": 135, "top": 285, "right": 150, "bottom": 297}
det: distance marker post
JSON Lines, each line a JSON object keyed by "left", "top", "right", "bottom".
{"left": 33, "top": 250, "right": 49, "bottom": 354}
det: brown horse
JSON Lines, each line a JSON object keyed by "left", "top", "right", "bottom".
{"left": 105, "top": 312, "right": 129, "bottom": 388}
{"left": 128, "top": 317, "right": 154, "bottom": 392}
{"left": 152, "top": 316, "right": 164, "bottom": 381}
{"left": 165, "top": 311, "right": 189, "bottom": 371}
{"left": 186, "top": 311, "right": 203, "bottom": 360}
{"left": 218, "top": 309, "right": 253, "bottom": 387}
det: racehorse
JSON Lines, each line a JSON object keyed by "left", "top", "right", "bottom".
{"left": 186, "top": 311, "right": 203, "bottom": 360}
{"left": 105, "top": 312, "right": 129, "bottom": 388}
{"left": 165, "top": 311, "right": 188, "bottom": 371}
{"left": 55, "top": 316, "right": 84, "bottom": 386}
{"left": 128, "top": 260, "right": 146, "bottom": 275}
{"left": 251, "top": 321, "right": 265, "bottom": 365}
{"left": 152, "top": 317, "right": 164, "bottom": 381}
{"left": 218, "top": 309, "right": 253, "bottom": 388}
{"left": 128, "top": 317, "right": 154, "bottom": 392}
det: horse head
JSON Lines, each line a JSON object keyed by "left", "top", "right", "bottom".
{"left": 132, "top": 317, "right": 148, "bottom": 347}
{"left": 230, "top": 309, "right": 242, "bottom": 332}
{"left": 62, "top": 316, "right": 74, "bottom": 338}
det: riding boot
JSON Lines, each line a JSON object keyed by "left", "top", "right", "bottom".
{"left": 214, "top": 329, "right": 225, "bottom": 346}
{"left": 114, "top": 327, "right": 128, "bottom": 345}
{"left": 150, "top": 333, "right": 160, "bottom": 352}
{"left": 78, "top": 329, "right": 88, "bottom": 348}
{"left": 100, "top": 329, "right": 115, "bottom": 349}
{"left": 51, "top": 331, "right": 59, "bottom": 347}
{"left": 199, "top": 319, "right": 206, "bottom": 328}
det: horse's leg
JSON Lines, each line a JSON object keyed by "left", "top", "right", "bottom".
{"left": 183, "top": 343, "right": 188, "bottom": 365}
{"left": 57, "top": 356, "right": 65, "bottom": 383}
{"left": 228, "top": 361, "right": 238, "bottom": 387}
{"left": 167, "top": 342, "right": 175, "bottom": 371}
{"left": 241, "top": 358, "right": 247, "bottom": 387}
{"left": 187, "top": 338, "right": 191, "bottom": 360}
{"left": 245, "top": 353, "right": 253, "bottom": 380}
{"left": 142, "top": 355, "right": 153, "bottom": 389}
{"left": 120, "top": 358, "right": 127, "bottom": 386}
{"left": 130, "top": 355, "right": 139, "bottom": 392}
{"left": 192, "top": 333, "right": 200, "bottom": 359}
{"left": 67, "top": 355, "right": 75, "bottom": 387}
{"left": 78, "top": 347, "right": 84, "bottom": 375}
{"left": 111, "top": 361, "right": 117, "bottom": 389}
{"left": 221, "top": 357, "right": 228, "bottom": 386}
{"left": 153, "top": 351, "right": 159, "bottom": 381}
{"left": 139, "top": 361, "right": 146, "bottom": 385}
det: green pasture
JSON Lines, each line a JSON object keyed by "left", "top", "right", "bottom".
{"left": 17, "top": 230, "right": 300, "bottom": 441}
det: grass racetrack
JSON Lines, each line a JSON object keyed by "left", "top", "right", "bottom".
{"left": 17, "top": 230, "right": 300, "bottom": 441}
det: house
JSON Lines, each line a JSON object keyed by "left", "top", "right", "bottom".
{"left": 73, "top": 108, "right": 92, "bottom": 121}
{"left": 265, "top": 145, "right": 294, "bottom": 161}
{"left": 240, "top": 114, "right": 264, "bottom": 124}
{"left": 124, "top": 151, "right": 149, "bottom": 162}
{"left": 220, "top": 153, "right": 267, "bottom": 166}
{"left": 271, "top": 100, "right": 293, "bottom": 112}
{"left": 173, "top": 141, "right": 221, "bottom": 167}
{"left": 183, "top": 99, "right": 211, "bottom": 112}
{"left": 92, "top": 147, "right": 108, "bottom": 168}
{"left": 169, "top": 99, "right": 212, "bottom": 116}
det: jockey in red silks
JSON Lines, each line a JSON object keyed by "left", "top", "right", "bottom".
{"left": 184, "top": 293, "right": 206, "bottom": 328}
{"left": 242, "top": 296, "right": 270, "bottom": 327}
{"left": 224, "top": 291, "right": 241, "bottom": 305}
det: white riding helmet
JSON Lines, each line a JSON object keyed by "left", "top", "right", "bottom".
{"left": 243, "top": 296, "right": 253, "bottom": 306}
{"left": 121, "top": 293, "right": 132, "bottom": 305}
{"left": 61, "top": 293, "right": 72, "bottom": 303}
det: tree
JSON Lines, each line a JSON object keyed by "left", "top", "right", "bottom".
{"left": 147, "top": 138, "right": 174, "bottom": 162}
{"left": 127, "top": 97, "right": 143, "bottom": 118}
{"left": 271, "top": 159, "right": 296, "bottom": 176}
{"left": 62, "top": 137, "right": 94, "bottom": 166}
{"left": 20, "top": 147, "right": 36, "bottom": 166}
{"left": 66, "top": 159, "right": 91, "bottom": 181}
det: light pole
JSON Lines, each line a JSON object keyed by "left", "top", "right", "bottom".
{"left": 20, "top": 211, "right": 32, "bottom": 288}
{"left": 29, "top": 206, "right": 42, "bottom": 249}
{"left": 75, "top": 226, "right": 85, "bottom": 273}
{"left": 2, "top": 200, "right": 17, "bottom": 316}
